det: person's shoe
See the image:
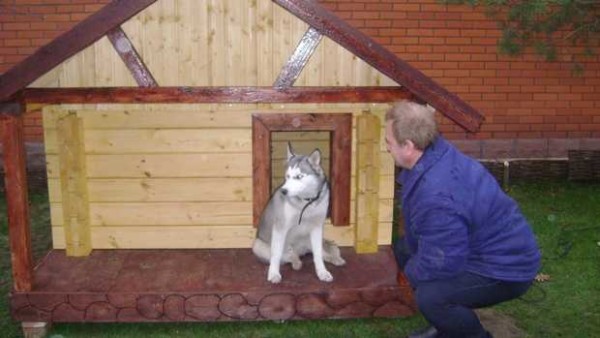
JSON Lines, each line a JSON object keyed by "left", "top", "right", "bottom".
{"left": 406, "top": 325, "right": 438, "bottom": 338}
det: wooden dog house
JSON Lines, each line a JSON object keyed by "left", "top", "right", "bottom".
{"left": 0, "top": 0, "right": 483, "bottom": 335}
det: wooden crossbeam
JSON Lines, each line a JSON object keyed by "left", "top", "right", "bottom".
{"left": 106, "top": 26, "right": 158, "bottom": 87}
{"left": 19, "top": 86, "right": 411, "bottom": 105}
{"left": 274, "top": 27, "right": 323, "bottom": 89}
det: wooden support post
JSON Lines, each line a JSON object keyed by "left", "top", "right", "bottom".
{"left": 354, "top": 112, "right": 381, "bottom": 253}
{"left": 252, "top": 114, "right": 271, "bottom": 226}
{"left": 21, "top": 322, "right": 51, "bottom": 338}
{"left": 1, "top": 109, "right": 34, "bottom": 291}
{"left": 330, "top": 114, "right": 352, "bottom": 226}
{"left": 56, "top": 112, "right": 92, "bottom": 256}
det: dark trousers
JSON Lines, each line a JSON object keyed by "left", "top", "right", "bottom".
{"left": 393, "top": 240, "right": 532, "bottom": 338}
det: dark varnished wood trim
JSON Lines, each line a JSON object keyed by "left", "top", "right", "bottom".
{"left": 0, "top": 109, "right": 34, "bottom": 292}
{"left": 106, "top": 26, "right": 158, "bottom": 87}
{"left": 273, "top": 0, "right": 484, "bottom": 132}
{"left": 0, "top": 0, "right": 158, "bottom": 101}
{"left": 274, "top": 27, "right": 323, "bottom": 89}
{"left": 0, "top": 102, "right": 22, "bottom": 116}
{"left": 20, "top": 86, "right": 411, "bottom": 104}
{"left": 252, "top": 113, "right": 352, "bottom": 226}
{"left": 252, "top": 116, "right": 272, "bottom": 227}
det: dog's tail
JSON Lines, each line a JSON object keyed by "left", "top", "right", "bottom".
{"left": 251, "top": 239, "right": 270, "bottom": 265}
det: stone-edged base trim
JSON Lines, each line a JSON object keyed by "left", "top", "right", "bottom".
{"left": 10, "top": 248, "right": 416, "bottom": 323}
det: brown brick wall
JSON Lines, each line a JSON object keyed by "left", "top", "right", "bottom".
{"left": 1, "top": 0, "right": 600, "bottom": 144}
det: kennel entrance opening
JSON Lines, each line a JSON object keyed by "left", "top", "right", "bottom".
{"left": 251, "top": 113, "right": 352, "bottom": 227}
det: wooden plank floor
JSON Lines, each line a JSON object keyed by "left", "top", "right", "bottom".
{"left": 10, "top": 246, "right": 416, "bottom": 322}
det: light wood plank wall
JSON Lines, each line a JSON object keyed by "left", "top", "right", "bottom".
{"left": 44, "top": 104, "right": 397, "bottom": 249}
{"left": 32, "top": 0, "right": 394, "bottom": 87}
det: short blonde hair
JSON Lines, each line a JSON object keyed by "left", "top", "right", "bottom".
{"left": 385, "top": 100, "right": 438, "bottom": 150}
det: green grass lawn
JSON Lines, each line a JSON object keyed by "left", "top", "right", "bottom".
{"left": 1, "top": 181, "right": 599, "bottom": 337}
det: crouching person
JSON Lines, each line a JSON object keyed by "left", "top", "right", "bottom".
{"left": 385, "top": 101, "right": 540, "bottom": 338}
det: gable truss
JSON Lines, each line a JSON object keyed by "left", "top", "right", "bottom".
{"left": 0, "top": 0, "right": 483, "bottom": 132}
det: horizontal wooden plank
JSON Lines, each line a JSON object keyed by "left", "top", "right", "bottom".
{"left": 48, "top": 172, "right": 394, "bottom": 203}
{"left": 51, "top": 202, "right": 252, "bottom": 226}
{"left": 46, "top": 151, "right": 394, "bottom": 181}
{"left": 42, "top": 105, "right": 392, "bottom": 129}
{"left": 23, "top": 86, "right": 411, "bottom": 104}
{"left": 45, "top": 125, "right": 395, "bottom": 155}
{"left": 52, "top": 225, "right": 255, "bottom": 249}
{"left": 51, "top": 222, "right": 393, "bottom": 249}
{"left": 45, "top": 128, "right": 252, "bottom": 154}
{"left": 46, "top": 154, "right": 393, "bottom": 180}
{"left": 48, "top": 178, "right": 253, "bottom": 202}
{"left": 49, "top": 199, "right": 394, "bottom": 226}
{"left": 44, "top": 109, "right": 255, "bottom": 129}
{"left": 46, "top": 153, "right": 253, "bottom": 178}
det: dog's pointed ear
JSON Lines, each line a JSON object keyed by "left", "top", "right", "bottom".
{"left": 308, "top": 149, "right": 321, "bottom": 166}
{"left": 287, "top": 142, "right": 295, "bottom": 161}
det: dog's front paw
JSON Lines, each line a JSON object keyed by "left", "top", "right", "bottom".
{"left": 316, "top": 269, "right": 333, "bottom": 282}
{"left": 267, "top": 270, "right": 282, "bottom": 284}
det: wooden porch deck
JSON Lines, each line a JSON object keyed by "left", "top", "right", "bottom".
{"left": 10, "top": 246, "right": 416, "bottom": 323}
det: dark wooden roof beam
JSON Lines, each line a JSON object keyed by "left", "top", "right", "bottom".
{"left": 20, "top": 86, "right": 412, "bottom": 104}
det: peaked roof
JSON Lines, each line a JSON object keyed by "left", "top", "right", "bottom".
{"left": 0, "top": 0, "right": 483, "bottom": 132}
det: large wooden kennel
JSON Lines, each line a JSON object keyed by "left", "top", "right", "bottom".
{"left": 0, "top": 0, "right": 483, "bottom": 335}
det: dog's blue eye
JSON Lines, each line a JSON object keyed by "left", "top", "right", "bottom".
{"left": 295, "top": 174, "right": 304, "bottom": 179}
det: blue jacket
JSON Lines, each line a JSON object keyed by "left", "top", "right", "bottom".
{"left": 398, "top": 136, "right": 540, "bottom": 287}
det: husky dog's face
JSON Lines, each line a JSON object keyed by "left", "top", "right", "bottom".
{"left": 280, "top": 143, "right": 324, "bottom": 199}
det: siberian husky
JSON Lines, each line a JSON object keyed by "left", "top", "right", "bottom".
{"left": 252, "top": 143, "right": 346, "bottom": 283}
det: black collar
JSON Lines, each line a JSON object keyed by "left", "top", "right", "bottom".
{"left": 298, "top": 179, "right": 328, "bottom": 225}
